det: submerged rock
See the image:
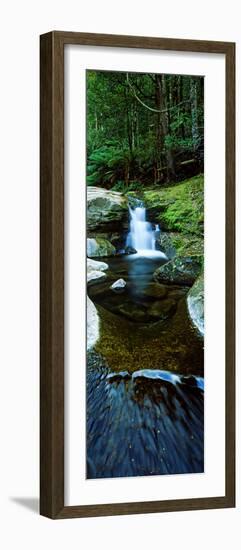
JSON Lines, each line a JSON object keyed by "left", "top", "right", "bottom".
{"left": 87, "top": 296, "right": 99, "bottom": 350}
{"left": 87, "top": 237, "right": 116, "bottom": 258}
{"left": 180, "top": 375, "right": 198, "bottom": 387}
{"left": 117, "top": 302, "right": 148, "bottom": 322}
{"left": 187, "top": 273, "right": 204, "bottom": 336}
{"left": 110, "top": 278, "right": 127, "bottom": 291}
{"left": 154, "top": 256, "right": 202, "bottom": 286}
{"left": 124, "top": 245, "right": 137, "bottom": 255}
{"left": 139, "top": 282, "right": 167, "bottom": 300}
{"left": 132, "top": 369, "right": 180, "bottom": 384}
{"left": 87, "top": 187, "right": 128, "bottom": 232}
{"left": 147, "top": 298, "right": 176, "bottom": 320}
{"left": 107, "top": 371, "right": 131, "bottom": 382}
{"left": 87, "top": 258, "right": 109, "bottom": 285}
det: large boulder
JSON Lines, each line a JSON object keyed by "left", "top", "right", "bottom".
{"left": 87, "top": 258, "right": 108, "bottom": 285}
{"left": 87, "top": 187, "right": 128, "bottom": 232}
{"left": 87, "top": 237, "right": 116, "bottom": 258}
{"left": 156, "top": 232, "right": 204, "bottom": 260}
{"left": 154, "top": 256, "right": 202, "bottom": 286}
{"left": 187, "top": 273, "right": 204, "bottom": 336}
{"left": 87, "top": 259, "right": 108, "bottom": 349}
{"left": 87, "top": 296, "right": 99, "bottom": 350}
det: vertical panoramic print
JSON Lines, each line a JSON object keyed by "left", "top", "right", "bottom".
{"left": 86, "top": 70, "right": 204, "bottom": 479}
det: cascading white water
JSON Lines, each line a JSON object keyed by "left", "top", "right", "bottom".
{"left": 128, "top": 206, "right": 155, "bottom": 251}
{"left": 126, "top": 205, "right": 166, "bottom": 258}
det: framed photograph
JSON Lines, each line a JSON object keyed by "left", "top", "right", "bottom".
{"left": 40, "top": 32, "right": 235, "bottom": 519}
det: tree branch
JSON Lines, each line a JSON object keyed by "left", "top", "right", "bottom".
{"left": 126, "top": 73, "right": 191, "bottom": 114}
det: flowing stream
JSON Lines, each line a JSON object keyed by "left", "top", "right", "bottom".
{"left": 126, "top": 205, "right": 166, "bottom": 259}
{"left": 87, "top": 203, "right": 204, "bottom": 479}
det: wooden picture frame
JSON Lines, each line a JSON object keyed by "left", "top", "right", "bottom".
{"left": 40, "top": 31, "right": 235, "bottom": 519}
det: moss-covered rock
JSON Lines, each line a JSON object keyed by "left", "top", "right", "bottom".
{"left": 187, "top": 273, "right": 204, "bottom": 336}
{"left": 154, "top": 256, "right": 202, "bottom": 286}
{"left": 157, "top": 231, "right": 204, "bottom": 260}
{"left": 144, "top": 175, "right": 204, "bottom": 236}
{"left": 87, "top": 237, "right": 116, "bottom": 258}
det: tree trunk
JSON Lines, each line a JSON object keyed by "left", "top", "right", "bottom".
{"left": 160, "top": 75, "right": 175, "bottom": 182}
{"left": 190, "top": 78, "right": 199, "bottom": 152}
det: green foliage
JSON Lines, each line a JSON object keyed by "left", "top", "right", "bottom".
{"left": 112, "top": 180, "right": 144, "bottom": 193}
{"left": 87, "top": 144, "right": 132, "bottom": 187}
{"left": 87, "top": 70, "right": 204, "bottom": 187}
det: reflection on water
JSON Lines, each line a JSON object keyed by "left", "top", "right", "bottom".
{"left": 87, "top": 354, "right": 204, "bottom": 479}
{"left": 87, "top": 254, "right": 204, "bottom": 479}
{"left": 88, "top": 255, "right": 204, "bottom": 375}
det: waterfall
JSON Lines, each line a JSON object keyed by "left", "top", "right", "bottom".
{"left": 126, "top": 205, "right": 166, "bottom": 258}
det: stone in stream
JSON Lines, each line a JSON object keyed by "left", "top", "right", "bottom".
{"left": 187, "top": 272, "right": 204, "bottom": 336}
{"left": 87, "top": 296, "right": 99, "bottom": 351}
{"left": 87, "top": 186, "right": 128, "bottom": 232}
{"left": 138, "top": 282, "right": 167, "bottom": 300}
{"left": 180, "top": 375, "right": 198, "bottom": 387}
{"left": 167, "top": 287, "right": 188, "bottom": 300}
{"left": 87, "top": 258, "right": 109, "bottom": 285}
{"left": 87, "top": 237, "right": 116, "bottom": 258}
{"left": 124, "top": 246, "right": 137, "bottom": 255}
{"left": 107, "top": 371, "right": 131, "bottom": 382}
{"left": 147, "top": 298, "right": 176, "bottom": 320}
{"left": 154, "top": 256, "right": 202, "bottom": 286}
{"left": 110, "top": 278, "right": 127, "bottom": 291}
{"left": 117, "top": 302, "right": 149, "bottom": 322}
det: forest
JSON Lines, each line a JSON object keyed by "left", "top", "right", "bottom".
{"left": 87, "top": 70, "right": 204, "bottom": 190}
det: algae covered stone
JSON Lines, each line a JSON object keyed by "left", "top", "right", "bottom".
{"left": 154, "top": 256, "right": 202, "bottom": 286}
{"left": 87, "top": 237, "right": 116, "bottom": 258}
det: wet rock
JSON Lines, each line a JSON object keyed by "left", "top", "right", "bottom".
{"left": 87, "top": 237, "right": 116, "bottom": 258}
{"left": 154, "top": 256, "right": 202, "bottom": 286}
{"left": 87, "top": 296, "right": 99, "bottom": 350}
{"left": 110, "top": 278, "right": 127, "bottom": 291}
{"left": 118, "top": 302, "right": 148, "bottom": 322}
{"left": 180, "top": 375, "right": 198, "bottom": 387}
{"left": 132, "top": 369, "right": 180, "bottom": 384}
{"left": 187, "top": 273, "right": 204, "bottom": 335}
{"left": 139, "top": 282, "right": 167, "bottom": 300}
{"left": 125, "top": 246, "right": 137, "bottom": 255}
{"left": 147, "top": 298, "right": 176, "bottom": 320}
{"left": 156, "top": 232, "right": 204, "bottom": 261}
{"left": 87, "top": 187, "right": 128, "bottom": 232}
{"left": 87, "top": 258, "right": 109, "bottom": 285}
{"left": 107, "top": 371, "right": 131, "bottom": 382}
{"left": 156, "top": 232, "right": 177, "bottom": 259}
{"left": 167, "top": 287, "right": 188, "bottom": 300}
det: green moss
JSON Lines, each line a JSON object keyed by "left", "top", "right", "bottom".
{"left": 171, "top": 234, "right": 204, "bottom": 257}
{"left": 144, "top": 174, "right": 204, "bottom": 236}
